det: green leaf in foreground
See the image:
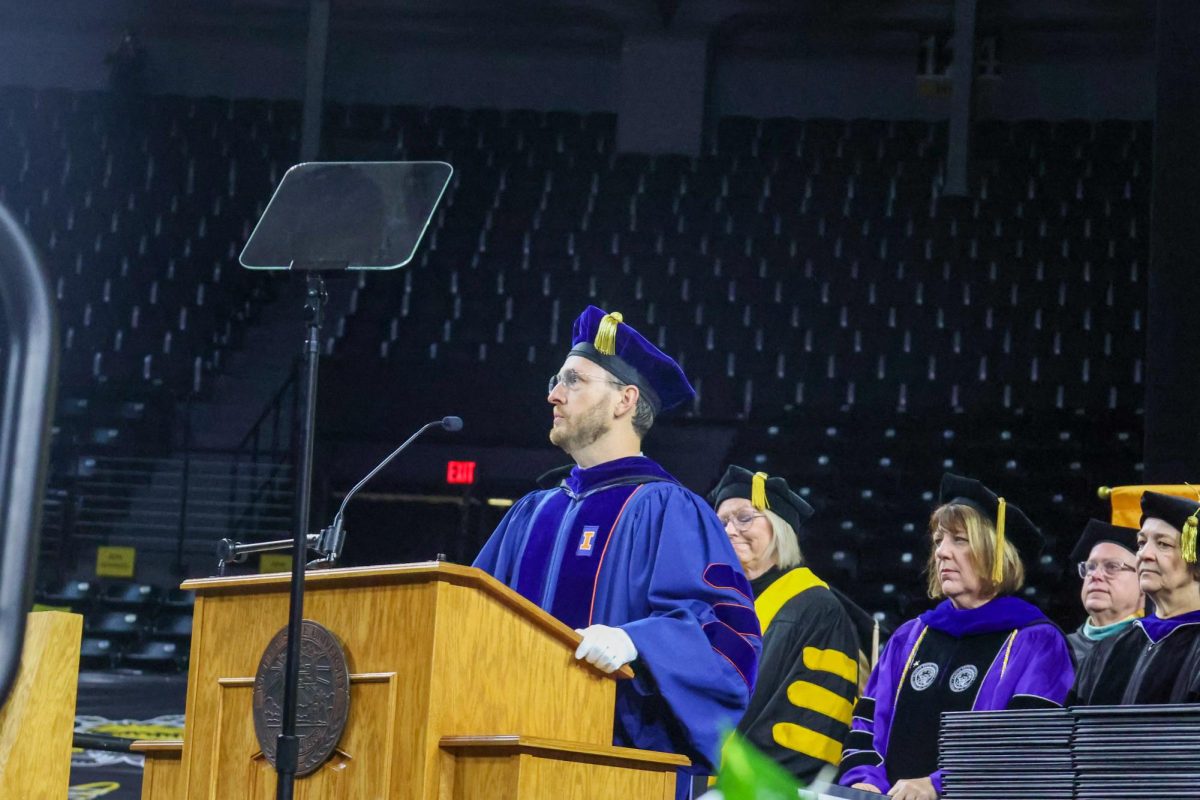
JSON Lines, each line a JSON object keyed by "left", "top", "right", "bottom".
{"left": 715, "top": 730, "right": 817, "bottom": 800}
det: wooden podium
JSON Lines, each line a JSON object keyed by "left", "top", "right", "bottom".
{"left": 0, "top": 611, "right": 83, "bottom": 799}
{"left": 136, "top": 562, "right": 687, "bottom": 800}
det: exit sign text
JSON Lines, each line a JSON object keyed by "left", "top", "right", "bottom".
{"left": 446, "top": 460, "right": 477, "bottom": 485}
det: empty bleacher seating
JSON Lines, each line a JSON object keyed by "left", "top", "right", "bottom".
{"left": 38, "top": 575, "right": 195, "bottom": 672}
{"left": 0, "top": 86, "right": 296, "bottom": 454}
{"left": 9, "top": 86, "right": 1150, "bottom": 634}
{"left": 311, "top": 110, "right": 1149, "bottom": 436}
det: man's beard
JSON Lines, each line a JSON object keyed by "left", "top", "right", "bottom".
{"left": 549, "top": 398, "right": 611, "bottom": 455}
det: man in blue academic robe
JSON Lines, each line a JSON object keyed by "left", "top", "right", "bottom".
{"left": 474, "top": 306, "right": 761, "bottom": 798}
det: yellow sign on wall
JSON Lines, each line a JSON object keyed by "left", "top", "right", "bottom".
{"left": 96, "top": 547, "right": 136, "bottom": 579}
{"left": 260, "top": 554, "right": 293, "bottom": 574}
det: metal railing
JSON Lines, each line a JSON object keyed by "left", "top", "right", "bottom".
{"left": 32, "top": 350, "right": 305, "bottom": 576}
{"left": 47, "top": 452, "right": 294, "bottom": 576}
{"left": 230, "top": 359, "right": 300, "bottom": 539}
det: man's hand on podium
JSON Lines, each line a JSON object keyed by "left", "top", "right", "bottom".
{"left": 573, "top": 625, "right": 638, "bottom": 673}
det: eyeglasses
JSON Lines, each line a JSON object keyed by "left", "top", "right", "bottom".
{"left": 719, "top": 511, "right": 766, "bottom": 532}
{"left": 1077, "top": 560, "right": 1137, "bottom": 579}
{"left": 548, "top": 369, "right": 625, "bottom": 394}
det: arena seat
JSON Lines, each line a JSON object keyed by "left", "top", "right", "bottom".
{"left": 122, "top": 639, "right": 186, "bottom": 673}
{"left": 5, "top": 87, "right": 1150, "bottom": 636}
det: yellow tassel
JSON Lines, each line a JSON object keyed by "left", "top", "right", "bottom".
{"left": 992, "top": 497, "right": 1007, "bottom": 585}
{"left": 1184, "top": 515, "right": 1198, "bottom": 565}
{"left": 593, "top": 311, "right": 623, "bottom": 356}
{"left": 751, "top": 472, "right": 771, "bottom": 511}
{"left": 1000, "top": 629, "right": 1017, "bottom": 679}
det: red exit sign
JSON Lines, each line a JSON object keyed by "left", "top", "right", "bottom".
{"left": 446, "top": 460, "right": 477, "bottom": 485}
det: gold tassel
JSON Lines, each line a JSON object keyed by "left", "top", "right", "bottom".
{"left": 871, "top": 619, "right": 880, "bottom": 670}
{"left": 1186, "top": 483, "right": 1200, "bottom": 565}
{"left": 992, "top": 497, "right": 1007, "bottom": 584}
{"left": 751, "top": 472, "right": 771, "bottom": 511}
{"left": 1184, "top": 514, "right": 1198, "bottom": 565}
{"left": 593, "top": 311, "right": 623, "bottom": 356}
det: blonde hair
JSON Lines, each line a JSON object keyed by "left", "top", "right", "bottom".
{"left": 764, "top": 508, "right": 804, "bottom": 570}
{"left": 925, "top": 503, "right": 1025, "bottom": 599}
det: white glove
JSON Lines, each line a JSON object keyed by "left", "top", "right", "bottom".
{"left": 573, "top": 624, "right": 637, "bottom": 673}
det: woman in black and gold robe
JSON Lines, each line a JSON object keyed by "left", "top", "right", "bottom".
{"left": 710, "top": 466, "right": 864, "bottom": 786}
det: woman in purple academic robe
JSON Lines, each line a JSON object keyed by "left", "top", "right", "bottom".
{"left": 837, "top": 474, "right": 1074, "bottom": 800}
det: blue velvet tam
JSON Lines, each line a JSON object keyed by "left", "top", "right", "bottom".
{"left": 567, "top": 305, "right": 695, "bottom": 414}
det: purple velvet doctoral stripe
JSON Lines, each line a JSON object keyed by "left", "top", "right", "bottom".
{"left": 1138, "top": 609, "right": 1200, "bottom": 644}
{"left": 564, "top": 454, "right": 678, "bottom": 495}
{"left": 548, "top": 483, "right": 643, "bottom": 630}
{"left": 712, "top": 601, "right": 760, "bottom": 639}
{"left": 918, "top": 595, "right": 1048, "bottom": 637}
{"left": 700, "top": 565, "right": 758, "bottom": 686}
{"left": 702, "top": 563, "right": 753, "bottom": 602}
{"left": 514, "top": 456, "right": 679, "bottom": 628}
{"left": 512, "top": 491, "right": 572, "bottom": 606}
{"left": 703, "top": 618, "right": 759, "bottom": 688}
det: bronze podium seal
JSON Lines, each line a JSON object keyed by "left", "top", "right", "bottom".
{"left": 252, "top": 620, "right": 351, "bottom": 776}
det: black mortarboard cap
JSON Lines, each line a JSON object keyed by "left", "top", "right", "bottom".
{"left": 1140, "top": 490, "right": 1200, "bottom": 532}
{"left": 1069, "top": 518, "right": 1140, "bottom": 563}
{"left": 938, "top": 473, "right": 1045, "bottom": 571}
{"left": 708, "top": 465, "right": 814, "bottom": 535}
{"left": 1141, "top": 491, "right": 1200, "bottom": 564}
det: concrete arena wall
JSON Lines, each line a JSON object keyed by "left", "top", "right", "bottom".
{"left": 0, "top": 0, "right": 1152, "bottom": 120}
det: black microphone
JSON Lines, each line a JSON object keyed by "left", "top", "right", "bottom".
{"left": 309, "top": 416, "right": 463, "bottom": 566}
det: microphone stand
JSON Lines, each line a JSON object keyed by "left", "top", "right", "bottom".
{"left": 306, "top": 417, "right": 461, "bottom": 568}
{"left": 216, "top": 416, "right": 462, "bottom": 573}
{"left": 220, "top": 377, "right": 459, "bottom": 798}
{"left": 276, "top": 271, "right": 325, "bottom": 800}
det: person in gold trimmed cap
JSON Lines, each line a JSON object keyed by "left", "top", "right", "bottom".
{"left": 473, "top": 307, "right": 759, "bottom": 800}
{"left": 1072, "top": 489, "right": 1200, "bottom": 705}
{"left": 838, "top": 474, "right": 1073, "bottom": 800}
{"left": 708, "top": 466, "right": 864, "bottom": 786}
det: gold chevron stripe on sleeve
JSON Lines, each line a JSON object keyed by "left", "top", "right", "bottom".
{"left": 786, "top": 680, "right": 854, "bottom": 725}
{"left": 753, "top": 567, "right": 828, "bottom": 633}
{"left": 771, "top": 722, "right": 843, "bottom": 765}
{"left": 802, "top": 646, "right": 858, "bottom": 685}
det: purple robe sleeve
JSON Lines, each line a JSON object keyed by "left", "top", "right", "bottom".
{"left": 961, "top": 622, "right": 1075, "bottom": 720}
{"left": 837, "top": 619, "right": 924, "bottom": 793}
{"left": 979, "top": 623, "right": 1075, "bottom": 709}
{"left": 607, "top": 485, "right": 762, "bottom": 773}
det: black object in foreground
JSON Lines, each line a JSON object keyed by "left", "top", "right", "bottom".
{"left": 0, "top": 202, "right": 58, "bottom": 714}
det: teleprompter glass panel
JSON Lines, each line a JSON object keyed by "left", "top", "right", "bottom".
{"left": 239, "top": 161, "right": 453, "bottom": 270}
